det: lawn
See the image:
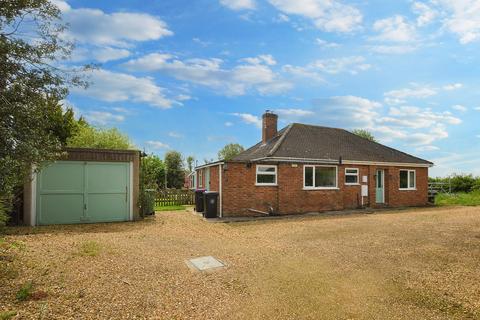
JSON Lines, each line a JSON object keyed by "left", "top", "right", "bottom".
{"left": 1, "top": 206, "right": 480, "bottom": 319}
{"left": 435, "top": 191, "right": 480, "bottom": 206}
{"left": 155, "top": 204, "right": 188, "bottom": 211}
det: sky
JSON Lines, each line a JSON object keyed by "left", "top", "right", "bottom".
{"left": 53, "top": 0, "right": 480, "bottom": 177}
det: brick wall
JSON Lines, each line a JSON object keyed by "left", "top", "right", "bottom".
{"left": 221, "top": 162, "right": 429, "bottom": 217}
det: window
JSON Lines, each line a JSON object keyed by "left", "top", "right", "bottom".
{"left": 256, "top": 165, "right": 277, "bottom": 186}
{"left": 304, "top": 165, "right": 338, "bottom": 189}
{"left": 198, "top": 170, "right": 203, "bottom": 188}
{"left": 345, "top": 168, "right": 359, "bottom": 185}
{"left": 399, "top": 170, "right": 416, "bottom": 190}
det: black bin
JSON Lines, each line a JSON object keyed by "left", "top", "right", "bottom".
{"left": 203, "top": 192, "right": 219, "bottom": 218}
{"left": 195, "top": 189, "right": 206, "bottom": 212}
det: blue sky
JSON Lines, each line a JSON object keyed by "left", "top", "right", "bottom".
{"left": 55, "top": 0, "right": 480, "bottom": 177}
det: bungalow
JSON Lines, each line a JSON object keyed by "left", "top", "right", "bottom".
{"left": 195, "top": 111, "right": 433, "bottom": 217}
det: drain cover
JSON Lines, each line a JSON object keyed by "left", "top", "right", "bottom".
{"left": 187, "top": 256, "right": 225, "bottom": 271}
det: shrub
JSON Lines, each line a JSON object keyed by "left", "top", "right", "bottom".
{"left": 450, "top": 174, "right": 477, "bottom": 193}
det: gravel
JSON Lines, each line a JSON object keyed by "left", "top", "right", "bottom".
{"left": 1, "top": 206, "right": 480, "bottom": 319}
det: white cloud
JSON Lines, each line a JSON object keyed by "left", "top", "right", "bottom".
{"left": 123, "top": 53, "right": 292, "bottom": 96}
{"left": 146, "top": 140, "right": 170, "bottom": 150}
{"left": 283, "top": 56, "right": 370, "bottom": 82}
{"left": 241, "top": 54, "right": 277, "bottom": 66}
{"left": 475, "top": 107, "right": 480, "bottom": 111}
{"left": 416, "top": 145, "right": 440, "bottom": 152}
{"left": 274, "top": 96, "right": 461, "bottom": 147}
{"left": 168, "top": 132, "right": 183, "bottom": 138}
{"left": 384, "top": 85, "right": 438, "bottom": 104}
{"left": 83, "top": 111, "right": 125, "bottom": 126}
{"left": 231, "top": 113, "right": 262, "bottom": 128}
{"left": 372, "top": 15, "right": 417, "bottom": 42}
{"left": 443, "top": 83, "right": 463, "bottom": 90}
{"left": 268, "top": 0, "right": 363, "bottom": 33}
{"left": 316, "top": 38, "right": 340, "bottom": 48}
{"left": 369, "top": 44, "right": 417, "bottom": 54}
{"left": 220, "top": 0, "right": 256, "bottom": 10}
{"left": 92, "top": 47, "right": 131, "bottom": 63}
{"left": 224, "top": 121, "right": 234, "bottom": 127}
{"left": 452, "top": 104, "right": 468, "bottom": 112}
{"left": 477, "top": 135, "right": 480, "bottom": 139}
{"left": 72, "top": 69, "right": 176, "bottom": 109}
{"left": 60, "top": 6, "right": 172, "bottom": 47}
{"left": 438, "top": 0, "right": 480, "bottom": 44}
{"left": 274, "top": 108, "right": 314, "bottom": 117}
{"left": 412, "top": 2, "right": 438, "bottom": 26}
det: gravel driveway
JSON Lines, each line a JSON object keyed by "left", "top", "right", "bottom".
{"left": 1, "top": 206, "right": 480, "bottom": 319}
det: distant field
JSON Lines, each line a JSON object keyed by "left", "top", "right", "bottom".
{"left": 435, "top": 191, "right": 480, "bottom": 206}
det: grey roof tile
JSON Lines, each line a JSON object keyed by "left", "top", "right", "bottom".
{"left": 232, "top": 123, "right": 432, "bottom": 165}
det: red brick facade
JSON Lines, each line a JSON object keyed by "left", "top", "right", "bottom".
{"left": 197, "top": 162, "right": 428, "bottom": 217}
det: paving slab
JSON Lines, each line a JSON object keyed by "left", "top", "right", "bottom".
{"left": 186, "top": 256, "right": 225, "bottom": 272}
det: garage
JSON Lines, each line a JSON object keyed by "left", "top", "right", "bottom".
{"left": 24, "top": 148, "right": 141, "bottom": 226}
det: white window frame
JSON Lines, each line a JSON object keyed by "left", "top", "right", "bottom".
{"left": 345, "top": 168, "right": 359, "bottom": 185}
{"left": 399, "top": 169, "right": 416, "bottom": 190}
{"left": 303, "top": 165, "right": 338, "bottom": 190}
{"left": 198, "top": 170, "right": 203, "bottom": 188}
{"left": 255, "top": 165, "right": 278, "bottom": 186}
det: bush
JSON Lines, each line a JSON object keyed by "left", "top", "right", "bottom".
{"left": 450, "top": 174, "right": 477, "bottom": 193}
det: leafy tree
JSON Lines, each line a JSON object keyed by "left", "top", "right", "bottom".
{"left": 352, "top": 129, "right": 376, "bottom": 142}
{"left": 67, "top": 122, "right": 134, "bottom": 150}
{"left": 0, "top": 1, "right": 88, "bottom": 201}
{"left": 186, "top": 156, "right": 195, "bottom": 172}
{"left": 218, "top": 143, "right": 244, "bottom": 160}
{"left": 141, "top": 155, "right": 165, "bottom": 189}
{"left": 164, "top": 151, "right": 184, "bottom": 189}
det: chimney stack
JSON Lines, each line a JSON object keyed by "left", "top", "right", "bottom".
{"left": 262, "top": 110, "right": 278, "bottom": 144}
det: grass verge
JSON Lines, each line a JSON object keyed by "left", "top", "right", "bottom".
{"left": 435, "top": 191, "right": 480, "bottom": 206}
{"left": 155, "top": 205, "right": 186, "bottom": 212}
{"left": 77, "top": 241, "right": 101, "bottom": 257}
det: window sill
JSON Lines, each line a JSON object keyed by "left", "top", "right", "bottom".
{"left": 345, "top": 183, "right": 360, "bottom": 186}
{"left": 303, "top": 187, "right": 339, "bottom": 191}
{"left": 399, "top": 188, "right": 417, "bottom": 191}
{"left": 255, "top": 184, "right": 278, "bottom": 187}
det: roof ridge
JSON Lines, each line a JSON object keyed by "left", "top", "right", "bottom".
{"left": 267, "top": 123, "right": 293, "bottom": 157}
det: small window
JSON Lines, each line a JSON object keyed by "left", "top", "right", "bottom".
{"left": 345, "top": 168, "right": 359, "bottom": 185}
{"left": 400, "top": 170, "right": 416, "bottom": 190}
{"left": 256, "top": 165, "right": 277, "bottom": 186}
{"left": 304, "top": 165, "right": 338, "bottom": 189}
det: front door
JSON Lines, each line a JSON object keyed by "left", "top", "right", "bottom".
{"left": 375, "top": 169, "right": 385, "bottom": 204}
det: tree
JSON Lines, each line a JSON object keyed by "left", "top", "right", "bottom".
{"left": 164, "top": 151, "right": 184, "bottom": 189}
{"left": 0, "top": 1, "right": 88, "bottom": 203}
{"left": 186, "top": 156, "right": 195, "bottom": 172}
{"left": 218, "top": 143, "right": 244, "bottom": 160}
{"left": 141, "top": 155, "right": 165, "bottom": 189}
{"left": 67, "top": 122, "right": 134, "bottom": 150}
{"left": 352, "top": 129, "right": 376, "bottom": 142}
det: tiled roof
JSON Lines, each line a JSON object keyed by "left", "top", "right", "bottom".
{"left": 232, "top": 123, "right": 432, "bottom": 165}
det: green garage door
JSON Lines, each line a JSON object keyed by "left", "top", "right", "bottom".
{"left": 36, "top": 161, "right": 130, "bottom": 225}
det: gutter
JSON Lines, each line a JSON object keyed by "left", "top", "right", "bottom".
{"left": 195, "top": 161, "right": 225, "bottom": 170}
{"left": 250, "top": 157, "right": 432, "bottom": 168}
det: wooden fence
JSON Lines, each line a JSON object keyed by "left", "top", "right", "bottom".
{"left": 155, "top": 189, "right": 195, "bottom": 207}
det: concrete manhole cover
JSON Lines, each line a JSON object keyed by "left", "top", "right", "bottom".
{"left": 186, "top": 256, "right": 225, "bottom": 272}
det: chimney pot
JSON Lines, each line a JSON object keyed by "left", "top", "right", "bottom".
{"left": 262, "top": 111, "right": 278, "bottom": 143}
